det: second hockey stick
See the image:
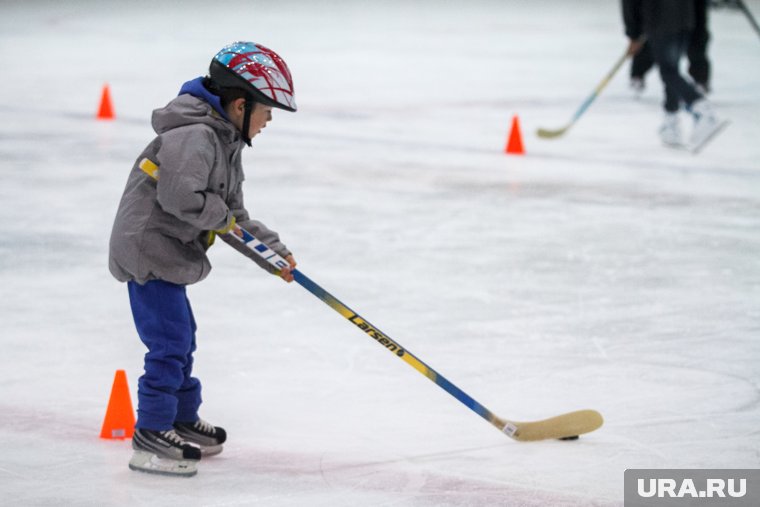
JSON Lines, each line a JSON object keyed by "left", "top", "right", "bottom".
{"left": 537, "top": 48, "right": 630, "bottom": 139}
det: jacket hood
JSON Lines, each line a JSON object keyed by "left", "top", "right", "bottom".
{"left": 151, "top": 77, "right": 239, "bottom": 142}
{"left": 178, "top": 77, "right": 229, "bottom": 119}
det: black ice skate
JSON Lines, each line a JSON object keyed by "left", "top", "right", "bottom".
{"left": 173, "top": 418, "right": 227, "bottom": 457}
{"left": 129, "top": 428, "right": 201, "bottom": 477}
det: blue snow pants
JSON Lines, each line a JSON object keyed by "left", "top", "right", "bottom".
{"left": 127, "top": 280, "right": 201, "bottom": 430}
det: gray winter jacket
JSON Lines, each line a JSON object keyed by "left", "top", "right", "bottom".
{"left": 109, "top": 93, "right": 290, "bottom": 285}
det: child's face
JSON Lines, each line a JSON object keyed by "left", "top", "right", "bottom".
{"left": 247, "top": 104, "right": 273, "bottom": 139}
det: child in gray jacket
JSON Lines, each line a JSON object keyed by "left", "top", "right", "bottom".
{"left": 109, "top": 41, "right": 297, "bottom": 477}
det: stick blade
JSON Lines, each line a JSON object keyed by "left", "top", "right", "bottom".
{"left": 502, "top": 409, "right": 604, "bottom": 442}
{"left": 536, "top": 126, "right": 569, "bottom": 139}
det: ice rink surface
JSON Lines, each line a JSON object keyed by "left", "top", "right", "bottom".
{"left": 1, "top": 0, "right": 759, "bottom": 505}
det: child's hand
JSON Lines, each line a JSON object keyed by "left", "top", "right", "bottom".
{"left": 278, "top": 255, "right": 297, "bottom": 283}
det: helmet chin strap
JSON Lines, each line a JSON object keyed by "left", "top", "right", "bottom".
{"left": 241, "top": 95, "right": 254, "bottom": 146}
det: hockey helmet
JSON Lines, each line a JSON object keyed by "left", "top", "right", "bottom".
{"left": 209, "top": 41, "right": 297, "bottom": 112}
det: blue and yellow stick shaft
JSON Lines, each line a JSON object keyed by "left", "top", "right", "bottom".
{"left": 231, "top": 226, "right": 603, "bottom": 441}
{"left": 232, "top": 228, "right": 505, "bottom": 424}
{"left": 536, "top": 48, "right": 630, "bottom": 139}
{"left": 292, "top": 269, "right": 504, "bottom": 426}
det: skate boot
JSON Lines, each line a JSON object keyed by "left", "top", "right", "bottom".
{"left": 689, "top": 99, "right": 727, "bottom": 153}
{"left": 658, "top": 112, "right": 682, "bottom": 147}
{"left": 129, "top": 428, "right": 201, "bottom": 477}
{"left": 174, "top": 418, "right": 227, "bottom": 457}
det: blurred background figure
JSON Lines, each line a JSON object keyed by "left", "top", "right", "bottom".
{"left": 622, "top": 0, "right": 721, "bottom": 148}
{"left": 629, "top": 0, "right": 711, "bottom": 96}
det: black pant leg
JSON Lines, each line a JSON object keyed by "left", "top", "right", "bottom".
{"left": 631, "top": 40, "right": 656, "bottom": 79}
{"left": 651, "top": 31, "right": 702, "bottom": 112}
{"left": 688, "top": 0, "right": 711, "bottom": 86}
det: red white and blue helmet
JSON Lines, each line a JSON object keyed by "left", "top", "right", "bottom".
{"left": 210, "top": 41, "right": 297, "bottom": 112}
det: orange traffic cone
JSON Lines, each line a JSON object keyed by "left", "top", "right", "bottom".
{"left": 96, "top": 84, "right": 115, "bottom": 120}
{"left": 505, "top": 115, "right": 525, "bottom": 155}
{"left": 100, "top": 369, "right": 135, "bottom": 439}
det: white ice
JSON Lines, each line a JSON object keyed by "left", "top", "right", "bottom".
{"left": 1, "top": 1, "right": 759, "bottom": 505}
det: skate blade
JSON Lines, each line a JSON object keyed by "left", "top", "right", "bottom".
{"left": 128, "top": 450, "right": 198, "bottom": 477}
{"left": 690, "top": 120, "right": 730, "bottom": 154}
{"left": 661, "top": 140, "right": 687, "bottom": 149}
{"left": 200, "top": 444, "right": 223, "bottom": 457}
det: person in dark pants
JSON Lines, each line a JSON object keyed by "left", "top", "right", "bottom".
{"left": 623, "top": 0, "right": 720, "bottom": 147}
{"left": 630, "top": 0, "right": 711, "bottom": 95}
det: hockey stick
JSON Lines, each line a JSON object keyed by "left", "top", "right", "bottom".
{"left": 137, "top": 159, "right": 602, "bottom": 440}
{"left": 738, "top": 0, "right": 760, "bottom": 41}
{"left": 537, "top": 48, "right": 630, "bottom": 139}
{"left": 229, "top": 227, "right": 603, "bottom": 441}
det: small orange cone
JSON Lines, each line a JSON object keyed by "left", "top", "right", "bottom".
{"left": 505, "top": 115, "right": 525, "bottom": 155}
{"left": 96, "top": 84, "right": 115, "bottom": 120}
{"left": 100, "top": 369, "right": 135, "bottom": 439}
